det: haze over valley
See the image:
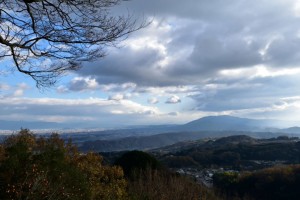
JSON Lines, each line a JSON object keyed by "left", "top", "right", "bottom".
{"left": 2, "top": 115, "right": 300, "bottom": 152}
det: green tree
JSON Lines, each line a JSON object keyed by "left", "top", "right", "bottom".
{"left": 115, "top": 150, "right": 218, "bottom": 200}
{"left": 114, "top": 150, "right": 162, "bottom": 178}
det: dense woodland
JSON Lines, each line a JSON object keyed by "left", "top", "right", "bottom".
{"left": 214, "top": 165, "right": 300, "bottom": 200}
{"left": 1, "top": 130, "right": 300, "bottom": 200}
{"left": 155, "top": 135, "right": 300, "bottom": 169}
{"left": 0, "top": 129, "right": 216, "bottom": 200}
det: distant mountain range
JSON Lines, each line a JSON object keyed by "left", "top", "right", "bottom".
{"left": 131, "top": 115, "right": 300, "bottom": 133}
{"left": 180, "top": 115, "right": 300, "bottom": 131}
{"left": 3, "top": 115, "right": 300, "bottom": 152}
{"left": 78, "top": 115, "right": 300, "bottom": 152}
{"left": 2, "top": 115, "right": 300, "bottom": 134}
{"left": 79, "top": 130, "right": 286, "bottom": 152}
{"left": 181, "top": 115, "right": 264, "bottom": 131}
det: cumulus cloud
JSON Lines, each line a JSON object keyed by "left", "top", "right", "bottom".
{"left": 166, "top": 95, "right": 181, "bottom": 104}
{"left": 68, "top": 77, "right": 99, "bottom": 91}
{"left": 76, "top": 0, "right": 300, "bottom": 87}
{"left": 147, "top": 97, "right": 159, "bottom": 104}
{"left": 108, "top": 93, "right": 125, "bottom": 101}
{"left": 0, "top": 96, "right": 162, "bottom": 128}
{"left": 4, "top": 0, "right": 300, "bottom": 126}
{"left": 188, "top": 70, "right": 300, "bottom": 113}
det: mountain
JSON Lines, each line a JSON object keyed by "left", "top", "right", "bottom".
{"left": 117, "top": 115, "right": 298, "bottom": 136}
{"left": 0, "top": 115, "right": 297, "bottom": 133}
{"left": 179, "top": 115, "right": 285, "bottom": 131}
{"left": 79, "top": 131, "right": 206, "bottom": 152}
{"left": 280, "top": 127, "right": 300, "bottom": 134}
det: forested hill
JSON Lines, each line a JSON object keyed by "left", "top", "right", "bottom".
{"left": 79, "top": 130, "right": 289, "bottom": 152}
{"left": 152, "top": 135, "right": 300, "bottom": 169}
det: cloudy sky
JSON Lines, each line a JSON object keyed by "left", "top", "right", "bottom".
{"left": 2, "top": 0, "right": 300, "bottom": 129}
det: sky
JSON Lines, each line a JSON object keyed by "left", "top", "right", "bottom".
{"left": 2, "top": 0, "right": 300, "bottom": 129}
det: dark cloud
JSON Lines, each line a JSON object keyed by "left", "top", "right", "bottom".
{"left": 80, "top": 46, "right": 173, "bottom": 86}
{"left": 72, "top": 0, "right": 300, "bottom": 119}
{"left": 168, "top": 112, "right": 179, "bottom": 116}
{"left": 267, "top": 36, "right": 300, "bottom": 67}
{"left": 76, "top": 0, "right": 300, "bottom": 88}
{"left": 191, "top": 34, "right": 262, "bottom": 68}
{"left": 189, "top": 73, "right": 300, "bottom": 112}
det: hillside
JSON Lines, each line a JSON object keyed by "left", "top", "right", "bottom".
{"left": 79, "top": 131, "right": 207, "bottom": 152}
{"left": 79, "top": 130, "right": 285, "bottom": 152}
{"left": 152, "top": 135, "right": 300, "bottom": 169}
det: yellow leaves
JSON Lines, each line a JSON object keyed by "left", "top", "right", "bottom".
{"left": 0, "top": 129, "right": 129, "bottom": 200}
{"left": 4, "top": 128, "right": 36, "bottom": 152}
{"left": 76, "top": 152, "right": 103, "bottom": 173}
{"left": 75, "top": 152, "right": 127, "bottom": 200}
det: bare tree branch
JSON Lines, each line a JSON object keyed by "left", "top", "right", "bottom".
{"left": 0, "top": 0, "right": 147, "bottom": 88}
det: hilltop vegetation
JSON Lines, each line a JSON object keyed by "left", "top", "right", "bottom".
{"left": 2, "top": 129, "right": 300, "bottom": 200}
{"left": 0, "top": 129, "right": 216, "bottom": 200}
{"left": 0, "top": 129, "right": 127, "bottom": 200}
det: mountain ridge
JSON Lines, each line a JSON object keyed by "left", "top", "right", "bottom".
{"left": 1, "top": 115, "right": 300, "bottom": 135}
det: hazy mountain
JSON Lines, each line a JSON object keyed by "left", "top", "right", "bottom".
{"left": 79, "top": 131, "right": 206, "bottom": 152}
{"left": 77, "top": 115, "right": 300, "bottom": 152}
{"left": 178, "top": 115, "right": 297, "bottom": 131}
{"left": 0, "top": 115, "right": 298, "bottom": 132}
{"left": 79, "top": 130, "right": 285, "bottom": 152}
{"left": 2, "top": 115, "right": 300, "bottom": 144}
{"left": 3, "top": 115, "right": 300, "bottom": 152}
{"left": 178, "top": 115, "right": 265, "bottom": 131}
{"left": 279, "top": 127, "right": 300, "bottom": 134}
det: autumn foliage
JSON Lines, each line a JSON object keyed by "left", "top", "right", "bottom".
{"left": 0, "top": 129, "right": 220, "bottom": 200}
{"left": 0, "top": 129, "right": 127, "bottom": 200}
